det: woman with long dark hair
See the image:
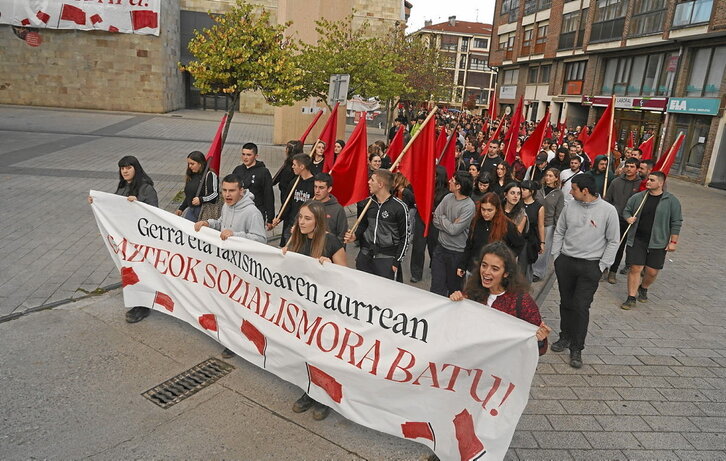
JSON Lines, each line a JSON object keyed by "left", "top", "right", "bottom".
{"left": 532, "top": 168, "right": 564, "bottom": 281}
{"left": 458, "top": 192, "right": 525, "bottom": 276}
{"left": 450, "top": 241, "right": 550, "bottom": 351}
{"left": 273, "top": 139, "right": 304, "bottom": 204}
{"left": 470, "top": 171, "right": 492, "bottom": 204}
{"left": 176, "top": 151, "right": 219, "bottom": 222}
{"left": 503, "top": 181, "right": 527, "bottom": 235}
{"left": 283, "top": 200, "right": 345, "bottom": 420}
{"left": 87, "top": 155, "right": 158, "bottom": 324}
{"left": 310, "top": 141, "right": 326, "bottom": 176}
{"left": 520, "top": 180, "right": 545, "bottom": 280}
{"left": 490, "top": 161, "right": 513, "bottom": 198}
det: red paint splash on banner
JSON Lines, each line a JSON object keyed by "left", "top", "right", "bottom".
{"left": 120, "top": 266, "right": 139, "bottom": 287}
{"left": 153, "top": 291, "right": 174, "bottom": 312}
{"left": 307, "top": 363, "right": 343, "bottom": 403}
{"left": 198, "top": 313, "right": 218, "bottom": 332}
{"left": 241, "top": 319, "right": 266, "bottom": 356}
{"left": 453, "top": 409, "right": 486, "bottom": 461}
{"left": 401, "top": 421, "right": 434, "bottom": 442}
{"left": 90, "top": 14, "right": 103, "bottom": 25}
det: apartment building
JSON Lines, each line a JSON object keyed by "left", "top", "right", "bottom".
{"left": 412, "top": 16, "right": 497, "bottom": 113}
{"left": 489, "top": 0, "right": 726, "bottom": 187}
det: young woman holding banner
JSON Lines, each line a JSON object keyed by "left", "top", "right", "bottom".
{"left": 282, "top": 200, "right": 346, "bottom": 420}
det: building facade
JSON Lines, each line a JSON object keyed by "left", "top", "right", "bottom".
{"left": 489, "top": 0, "right": 726, "bottom": 187}
{"left": 412, "top": 17, "right": 497, "bottom": 113}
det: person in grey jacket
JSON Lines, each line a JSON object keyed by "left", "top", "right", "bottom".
{"left": 620, "top": 171, "right": 682, "bottom": 310}
{"left": 550, "top": 174, "right": 620, "bottom": 369}
{"left": 194, "top": 174, "right": 267, "bottom": 244}
{"left": 313, "top": 173, "right": 348, "bottom": 245}
{"left": 532, "top": 167, "right": 565, "bottom": 281}
{"left": 603, "top": 157, "right": 641, "bottom": 283}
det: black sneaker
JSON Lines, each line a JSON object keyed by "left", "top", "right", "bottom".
{"left": 621, "top": 296, "right": 636, "bottom": 310}
{"left": 410, "top": 277, "right": 421, "bottom": 283}
{"left": 619, "top": 265, "right": 630, "bottom": 275}
{"left": 550, "top": 337, "right": 570, "bottom": 352}
{"left": 292, "top": 393, "right": 315, "bottom": 413}
{"left": 125, "top": 306, "right": 150, "bottom": 323}
{"left": 221, "top": 348, "right": 235, "bottom": 359}
{"left": 637, "top": 285, "right": 648, "bottom": 302}
{"left": 569, "top": 350, "right": 583, "bottom": 369}
{"left": 311, "top": 402, "right": 330, "bottom": 421}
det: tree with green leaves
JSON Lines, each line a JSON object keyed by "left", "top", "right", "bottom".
{"left": 179, "top": 0, "right": 303, "bottom": 144}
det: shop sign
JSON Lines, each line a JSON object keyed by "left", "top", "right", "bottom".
{"left": 582, "top": 95, "right": 668, "bottom": 111}
{"left": 500, "top": 85, "right": 517, "bottom": 100}
{"left": 666, "top": 98, "right": 720, "bottom": 116}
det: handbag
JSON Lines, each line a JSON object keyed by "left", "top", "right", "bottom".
{"left": 199, "top": 199, "right": 223, "bottom": 221}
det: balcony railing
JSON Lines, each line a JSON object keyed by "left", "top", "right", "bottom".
{"left": 590, "top": 17, "right": 625, "bottom": 43}
{"left": 672, "top": 0, "right": 712, "bottom": 28}
{"left": 558, "top": 31, "right": 576, "bottom": 49}
{"left": 440, "top": 44, "right": 457, "bottom": 51}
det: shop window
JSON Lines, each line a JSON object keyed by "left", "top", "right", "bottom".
{"left": 686, "top": 46, "right": 726, "bottom": 97}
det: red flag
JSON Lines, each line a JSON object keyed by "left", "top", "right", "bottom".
{"left": 241, "top": 319, "right": 266, "bottom": 356}
{"left": 387, "top": 125, "right": 405, "bottom": 164}
{"left": 654, "top": 132, "right": 685, "bottom": 175}
{"left": 120, "top": 267, "right": 139, "bottom": 287}
{"left": 558, "top": 120, "right": 567, "bottom": 145}
{"left": 299, "top": 110, "right": 324, "bottom": 144}
{"left": 503, "top": 97, "right": 524, "bottom": 164}
{"left": 544, "top": 121, "right": 553, "bottom": 140}
{"left": 399, "top": 117, "right": 436, "bottom": 236}
{"left": 307, "top": 364, "right": 343, "bottom": 403}
{"left": 318, "top": 102, "right": 339, "bottom": 173}
{"left": 401, "top": 421, "right": 435, "bottom": 442}
{"left": 198, "top": 314, "right": 218, "bottom": 332}
{"left": 482, "top": 115, "right": 505, "bottom": 165}
{"left": 627, "top": 131, "right": 635, "bottom": 149}
{"left": 520, "top": 110, "right": 550, "bottom": 168}
{"left": 435, "top": 128, "right": 447, "bottom": 158}
{"left": 205, "top": 114, "right": 227, "bottom": 175}
{"left": 488, "top": 90, "right": 497, "bottom": 121}
{"left": 453, "top": 409, "right": 486, "bottom": 461}
{"left": 131, "top": 10, "right": 158, "bottom": 30}
{"left": 90, "top": 14, "right": 102, "bottom": 25}
{"left": 480, "top": 120, "right": 489, "bottom": 141}
{"left": 638, "top": 136, "right": 654, "bottom": 160}
{"left": 153, "top": 291, "right": 174, "bottom": 312}
{"left": 330, "top": 117, "right": 369, "bottom": 206}
{"left": 61, "top": 4, "right": 86, "bottom": 25}
{"left": 577, "top": 126, "right": 590, "bottom": 145}
{"left": 36, "top": 10, "right": 50, "bottom": 23}
{"left": 439, "top": 133, "right": 457, "bottom": 179}
{"left": 583, "top": 98, "right": 615, "bottom": 163}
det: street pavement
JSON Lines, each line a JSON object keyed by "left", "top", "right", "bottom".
{"left": 1, "top": 105, "right": 725, "bottom": 460}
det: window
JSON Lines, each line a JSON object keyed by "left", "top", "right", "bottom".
{"left": 459, "top": 55, "right": 467, "bottom": 69}
{"left": 528, "top": 66, "right": 539, "bottom": 84}
{"left": 539, "top": 64, "right": 551, "bottom": 83}
{"left": 440, "top": 35, "right": 458, "bottom": 51}
{"left": 503, "top": 69, "right": 519, "bottom": 85}
{"left": 442, "top": 54, "right": 456, "bottom": 68}
{"left": 525, "top": 0, "right": 551, "bottom": 14}
{"left": 501, "top": 0, "right": 512, "bottom": 14}
{"left": 564, "top": 61, "right": 586, "bottom": 94}
{"left": 468, "top": 72, "right": 491, "bottom": 88}
{"left": 630, "top": 0, "right": 666, "bottom": 36}
{"left": 558, "top": 9, "right": 588, "bottom": 49}
{"left": 673, "top": 0, "right": 713, "bottom": 27}
{"left": 535, "top": 22, "right": 548, "bottom": 53}
{"left": 458, "top": 71, "right": 466, "bottom": 86}
{"left": 473, "top": 38, "right": 489, "bottom": 49}
{"left": 521, "top": 27, "right": 533, "bottom": 54}
{"left": 461, "top": 37, "right": 469, "bottom": 52}
{"left": 591, "top": 0, "right": 627, "bottom": 42}
{"left": 687, "top": 46, "right": 726, "bottom": 97}
{"left": 499, "top": 32, "right": 515, "bottom": 59}
{"left": 627, "top": 55, "right": 647, "bottom": 94}
{"left": 469, "top": 57, "right": 488, "bottom": 71}
{"left": 602, "top": 53, "right": 678, "bottom": 96}
{"left": 509, "top": 0, "right": 520, "bottom": 22}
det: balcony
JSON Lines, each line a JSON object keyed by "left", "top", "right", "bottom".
{"left": 558, "top": 31, "right": 575, "bottom": 50}
{"left": 590, "top": 17, "right": 625, "bottom": 43}
{"left": 672, "top": 0, "right": 713, "bottom": 28}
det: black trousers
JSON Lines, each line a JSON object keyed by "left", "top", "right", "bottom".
{"left": 609, "top": 218, "right": 628, "bottom": 274}
{"left": 554, "top": 254, "right": 602, "bottom": 351}
{"left": 410, "top": 213, "right": 438, "bottom": 280}
{"left": 430, "top": 246, "right": 464, "bottom": 296}
{"left": 356, "top": 251, "right": 396, "bottom": 280}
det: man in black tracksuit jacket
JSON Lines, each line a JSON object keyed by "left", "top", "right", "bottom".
{"left": 345, "top": 169, "right": 409, "bottom": 280}
{"left": 232, "top": 143, "right": 275, "bottom": 226}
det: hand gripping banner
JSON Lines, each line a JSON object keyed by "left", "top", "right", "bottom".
{"left": 90, "top": 191, "right": 539, "bottom": 460}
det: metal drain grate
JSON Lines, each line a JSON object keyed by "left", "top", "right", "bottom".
{"left": 142, "top": 358, "right": 234, "bottom": 409}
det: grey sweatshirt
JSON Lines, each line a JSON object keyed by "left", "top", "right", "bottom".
{"left": 432, "top": 193, "right": 475, "bottom": 252}
{"left": 551, "top": 196, "right": 620, "bottom": 272}
{"left": 604, "top": 174, "right": 641, "bottom": 217}
{"left": 207, "top": 191, "right": 267, "bottom": 244}
{"left": 321, "top": 194, "right": 348, "bottom": 243}
{"left": 535, "top": 187, "right": 565, "bottom": 227}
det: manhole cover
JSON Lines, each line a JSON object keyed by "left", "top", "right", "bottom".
{"left": 142, "top": 358, "right": 234, "bottom": 409}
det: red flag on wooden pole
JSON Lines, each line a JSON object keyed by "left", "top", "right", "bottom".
{"left": 583, "top": 97, "right": 615, "bottom": 163}
{"left": 387, "top": 125, "right": 405, "bottom": 164}
{"left": 654, "top": 132, "right": 685, "bottom": 175}
{"left": 638, "top": 136, "right": 655, "bottom": 160}
{"left": 318, "top": 102, "right": 340, "bottom": 172}
{"left": 399, "top": 117, "right": 436, "bottom": 236}
{"left": 439, "top": 132, "right": 458, "bottom": 179}
{"left": 299, "top": 109, "right": 324, "bottom": 144}
{"left": 503, "top": 97, "right": 523, "bottom": 164}
{"left": 330, "top": 117, "right": 369, "bottom": 206}
{"left": 520, "top": 109, "right": 550, "bottom": 168}
{"left": 205, "top": 114, "right": 227, "bottom": 175}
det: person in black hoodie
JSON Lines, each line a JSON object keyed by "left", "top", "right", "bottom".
{"left": 232, "top": 142, "right": 275, "bottom": 228}
{"left": 176, "top": 151, "right": 218, "bottom": 222}
{"left": 271, "top": 153, "right": 315, "bottom": 247}
{"left": 272, "top": 140, "right": 303, "bottom": 206}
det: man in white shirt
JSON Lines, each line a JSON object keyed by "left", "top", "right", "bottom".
{"left": 560, "top": 156, "right": 583, "bottom": 202}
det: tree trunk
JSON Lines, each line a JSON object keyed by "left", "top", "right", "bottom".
{"left": 220, "top": 92, "right": 239, "bottom": 150}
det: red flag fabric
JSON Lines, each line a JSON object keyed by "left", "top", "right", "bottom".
{"left": 503, "top": 97, "right": 524, "bottom": 164}
{"left": 387, "top": 125, "right": 405, "bottom": 164}
{"left": 482, "top": 116, "right": 505, "bottom": 165}
{"left": 435, "top": 128, "right": 447, "bottom": 159}
{"left": 90, "top": 14, "right": 102, "bottom": 25}
{"left": 544, "top": 121, "right": 553, "bottom": 140}
{"left": 520, "top": 110, "right": 550, "bottom": 168}
{"left": 205, "top": 114, "right": 227, "bottom": 175}
{"left": 318, "top": 102, "right": 340, "bottom": 172}
{"left": 627, "top": 131, "right": 635, "bottom": 149}
{"left": 120, "top": 267, "right": 139, "bottom": 287}
{"left": 108, "top": 25, "right": 119, "bottom": 33}
{"left": 558, "top": 120, "right": 567, "bottom": 145}
{"left": 299, "top": 110, "right": 324, "bottom": 144}
{"left": 330, "top": 117, "right": 369, "bottom": 206}
{"left": 61, "top": 4, "right": 86, "bottom": 25}
{"left": 36, "top": 10, "right": 50, "bottom": 23}
{"left": 401, "top": 421, "right": 435, "bottom": 442}
{"left": 488, "top": 90, "right": 497, "bottom": 121}
{"left": 577, "top": 126, "right": 589, "bottom": 145}
{"left": 153, "top": 291, "right": 174, "bottom": 312}
{"left": 21, "top": 18, "right": 30, "bottom": 26}
{"left": 241, "top": 319, "right": 266, "bottom": 356}
{"left": 453, "top": 409, "right": 486, "bottom": 461}
{"left": 439, "top": 132, "right": 457, "bottom": 179}
{"left": 583, "top": 99, "right": 614, "bottom": 163}
{"left": 198, "top": 314, "right": 218, "bottom": 332}
{"left": 638, "top": 135, "right": 654, "bottom": 160}
{"left": 399, "top": 117, "right": 436, "bottom": 236}
{"left": 654, "top": 133, "right": 685, "bottom": 175}
{"left": 131, "top": 10, "right": 158, "bottom": 30}
{"left": 307, "top": 364, "right": 343, "bottom": 403}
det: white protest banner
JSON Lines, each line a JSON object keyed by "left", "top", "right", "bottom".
{"left": 90, "top": 190, "right": 539, "bottom": 461}
{"left": 0, "top": 0, "right": 160, "bottom": 36}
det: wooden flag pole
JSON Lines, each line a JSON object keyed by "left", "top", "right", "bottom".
{"left": 274, "top": 139, "right": 322, "bottom": 222}
{"left": 348, "top": 106, "right": 439, "bottom": 236}
{"left": 603, "top": 95, "right": 616, "bottom": 198}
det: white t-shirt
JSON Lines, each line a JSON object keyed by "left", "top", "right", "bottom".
{"left": 560, "top": 169, "right": 581, "bottom": 201}
{"left": 487, "top": 291, "right": 505, "bottom": 307}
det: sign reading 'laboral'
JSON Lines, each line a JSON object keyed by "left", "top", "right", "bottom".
{"left": 90, "top": 191, "right": 539, "bottom": 461}
{"left": 0, "top": 0, "right": 160, "bottom": 36}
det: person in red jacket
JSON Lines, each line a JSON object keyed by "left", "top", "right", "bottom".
{"left": 450, "top": 241, "right": 551, "bottom": 353}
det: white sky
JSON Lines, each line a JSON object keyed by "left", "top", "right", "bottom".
{"left": 406, "top": 0, "right": 497, "bottom": 33}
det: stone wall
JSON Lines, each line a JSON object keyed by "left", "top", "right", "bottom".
{"left": 0, "top": 0, "right": 183, "bottom": 113}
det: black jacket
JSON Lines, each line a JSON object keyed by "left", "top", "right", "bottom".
{"left": 356, "top": 195, "right": 410, "bottom": 261}
{"left": 460, "top": 219, "right": 525, "bottom": 272}
{"left": 232, "top": 161, "right": 275, "bottom": 223}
